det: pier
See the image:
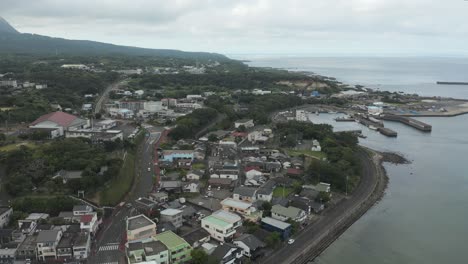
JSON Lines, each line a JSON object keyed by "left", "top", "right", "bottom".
{"left": 380, "top": 115, "right": 432, "bottom": 132}
{"left": 436, "top": 81, "right": 468, "bottom": 85}
{"left": 378, "top": 127, "right": 398, "bottom": 137}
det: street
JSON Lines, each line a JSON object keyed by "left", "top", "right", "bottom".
{"left": 260, "top": 149, "right": 384, "bottom": 264}
{"left": 90, "top": 124, "right": 165, "bottom": 264}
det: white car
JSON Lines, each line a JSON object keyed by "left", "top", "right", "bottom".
{"left": 287, "top": 239, "right": 295, "bottom": 244}
{"left": 147, "top": 167, "right": 151, "bottom": 172}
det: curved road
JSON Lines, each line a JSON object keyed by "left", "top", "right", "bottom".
{"left": 261, "top": 148, "right": 385, "bottom": 264}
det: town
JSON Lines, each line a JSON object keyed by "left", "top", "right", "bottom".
{"left": 0, "top": 55, "right": 463, "bottom": 264}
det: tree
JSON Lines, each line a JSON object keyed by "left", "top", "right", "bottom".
{"left": 265, "top": 232, "right": 281, "bottom": 248}
{"left": 208, "top": 134, "right": 218, "bottom": 142}
{"left": 316, "top": 191, "right": 331, "bottom": 203}
{"left": 191, "top": 248, "right": 218, "bottom": 264}
{"left": 237, "top": 125, "right": 246, "bottom": 132}
{"left": 261, "top": 201, "right": 272, "bottom": 217}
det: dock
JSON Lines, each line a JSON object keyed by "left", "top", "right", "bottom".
{"left": 335, "top": 117, "right": 355, "bottom": 122}
{"left": 436, "top": 81, "right": 468, "bottom": 85}
{"left": 378, "top": 127, "right": 398, "bottom": 137}
{"left": 380, "top": 115, "right": 432, "bottom": 132}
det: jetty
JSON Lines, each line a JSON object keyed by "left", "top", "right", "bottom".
{"left": 436, "top": 81, "right": 468, "bottom": 85}
{"left": 378, "top": 127, "right": 398, "bottom": 137}
{"left": 380, "top": 115, "right": 432, "bottom": 132}
{"left": 335, "top": 117, "right": 355, "bottom": 122}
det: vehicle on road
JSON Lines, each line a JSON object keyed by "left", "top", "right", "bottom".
{"left": 148, "top": 167, "right": 151, "bottom": 172}
{"left": 288, "top": 239, "right": 295, "bottom": 244}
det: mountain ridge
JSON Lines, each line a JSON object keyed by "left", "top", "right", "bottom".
{"left": 0, "top": 17, "right": 228, "bottom": 60}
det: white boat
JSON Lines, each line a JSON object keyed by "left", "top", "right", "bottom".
{"left": 369, "top": 125, "right": 378, "bottom": 130}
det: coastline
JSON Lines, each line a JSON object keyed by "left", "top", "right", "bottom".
{"left": 261, "top": 147, "right": 392, "bottom": 264}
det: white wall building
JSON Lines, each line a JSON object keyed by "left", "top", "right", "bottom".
{"left": 201, "top": 210, "right": 242, "bottom": 242}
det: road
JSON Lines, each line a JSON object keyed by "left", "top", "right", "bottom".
{"left": 94, "top": 80, "right": 124, "bottom": 115}
{"left": 261, "top": 149, "right": 385, "bottom": 264}
{"left": 90, "top": 125, "right": 166, "bottom": 264}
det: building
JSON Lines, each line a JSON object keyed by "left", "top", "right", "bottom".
{"left": 186, "top": 170, "right": 204, "bottom": 180}
{"left": 72, "top": 231, "right": 91, "bottom": 260}
{"left": 65, "top": 129, "right": 124, "bottom": 142}
{"left": 0, "top": 79, "right": 18, "bottom": 87}
{"left": 368, "top": 106, "right": 383, "bottom": 116}
{"left": 144, "top": 101, "right": 166, "bottom": 112}
{"left": 271, "top": 205, "right": 307, "bottom": 222}
{"left": 311, "top": 139, "right": 321, "bottom": 152}
{"left": 36, "top": 229, "right": 63, "bottom": 261}
{"left": 295, "top": 110, "right": 308, "bottom": 122}
{"left": 79, "top": 213, "right": 99, "bottom": 235}
{"left": 0, "top": 207, "right": 12, "bottom": 228}
{"left": 148, "top": 192, "right": 169, "bottom": 203}
{"left": 183, "top": 182, "right": 200, "bottom": 193}
{"left": 181, "top": 228, "right": 210, "bottom": 248}
{"left": 232, "top": 187, "right": 257, "bottom": 202}
{"left": 221, "top": 198, "right": 257, "bottom": 217}
{"left": 208, "top": 178, "right": 235, "bottom": 189}
{"left": 29, "top": 111, "right": 89, "bottom": 137}
{"left": 159, "top": 181, "right": 183, "bottom": 193}
{"left": 134, "top": 197, "right": 158, "bottom": 216}
{"left": 201, "top": 210, "right": 242, "bottom": 242}
{"left": 126, "top": 215, "right": 157, "bottom": 243}
{"left": 252, "top": 89, "right": 271, "bottom": 95}
{"left": 61, "top": 64, "right": 89, "bottom": 70}
{"left": 256, "top": 180, "right": 276, "bottom": 202}
{"left": 211, "top": 243, "right": 243, "bottom": 264}
{"left": 73, "top": 205, "right": 93, "bottom": 216}
{"left": 245, "top": 167, "right": 262, "bottom": 180}
{"left": 260, "top": 217, "right": 291, "bottom": 240}
{"left": 234, "top": 119, "right": 254, "bottom": 129}
{"left": 160, "top": 150, "right": 194, "bottom": 163}
{"left": 160, "top": 209, "right": 183, "bottom": 229}
{"left": 94, "top": 119, "right": 117, "bottom": 130}
{"left": 233, "top": 233, "right": 266, "bottom": 259}
{"left": 127, "top": 239, "right": 169, "bottom": 264}
{"left": 156, "top": 231, "right": 192, "bottom": 264}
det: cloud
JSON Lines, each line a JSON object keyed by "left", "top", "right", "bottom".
{"left": 1, "top": 0, "right": 468, "bottom": 55}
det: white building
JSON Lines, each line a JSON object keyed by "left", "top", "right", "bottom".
{"left": 311, "top": 140, "right": 321, "bottom": 152}
{"left": 160, "top": 209, "right": 183, "bottom": 228}
{"left": 61, "top": 64, "right": 89, "bottom": 70}
{"left": 79, "top": 213, "right": 99, "bottom": 235}
{"left": 367, "top": 106, "right": 383, "bottom": 116}
{"left": 201, "top": 210, "right": 242, "bottom": 242}
{"left": 36, "top": 230, "right": 63, "bottom": 261}
{"left": 234, "top": 119, "right": 254, "bottom": 129}
{"left": 0, "top": 207, "right": 13, "bottom": 228}
{"left": 144, "top": 101, "right": 166, "bottom": 112}
{"left": 252, "top": 89, "right": 272, "bottom": 95}
{"left": 295, "top": 110, "right": 308, "bottom": 122}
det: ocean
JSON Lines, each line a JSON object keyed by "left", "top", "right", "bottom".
{"left": 230, "top": 55, "right": 468, "bottom": 263}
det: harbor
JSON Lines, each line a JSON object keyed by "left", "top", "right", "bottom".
{"left": 379, "top": 114, "right": 432, "bottom": 132}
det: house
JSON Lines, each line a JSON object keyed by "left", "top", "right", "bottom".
{"left": 0, "top": 207, "right": 12, "bottom": 228}
{"left": 201, "top": 210, "right": 242, "bottom": 242}
{"left": 245, "top": 167, "right": 262, "bottom": 180}
{"left": 159, "top": 181, "right": 183, "bottom": 193}
{"left": 134, "top": 197, "right": 158, "bottom": 216}
{"left": 233, "top": 234, "right": 266, "bottom": 259}
{"left": 18, "top": 220, "right": 37, "bottom": 234}
{"left": 160, "top": 150, "right": 194, "bottom": 163}
{"left": 211, "top": 243, "right": 243, "bottom": 264}
{"left": 79, "top": 213, "right": 99, "bottom": 235}
{"left": 160, "top": 209, "right": 183, "bottom": 229}
{"left": 233, "top": 187, "right": 257, "bottom": 202}
{"left": 156, "top": 231, "right": 192, "bottom": 264}
{"left": 290, "top": 196, "right": 324, "bottom": 214}
{"left": 127, "top": 239, "right": 169, "bottom": 264}
{"left": 186, "top": 170, "right": 204, "bottom": 180}
{"left": 126, "top": 215, "right": 157, "bottom": 243}
{"left": 234, "top": 119, "right": 254, "bottom": 129}
{"left": 260, "top": 217, "right": 292, "bottom": 240}
{"left": 65, "top": 129, "right": 124, "bottom": 142}
{"left": 306, "top": 182, "right": 331, "bottom": 193}
{"left": 73, "top": 205, "right": 93, "bottom": 216}
{"left": 29, "top": 111, "right": 89, "bottom": 137}
{"left": 311, "top": 139, "right": 321, "bottom": 152}
{"left": 16, "top": 234, "right": 37, "bottom": 260}
{"left": 271, "top": 205, "right": 307, "bottom": 222}
{"left": 0, "top": 248, "right": 15, "bottom": 263}
{"left": 221, "top": 198, "right": 257, "bottom": 217}
{"left": 72, "top": 231, "right": 91, "bottom": 260}
{"left": 208, "top": 178, "right": 235, "bottom": 189}
{"left": 54, "top": 170, "right": 83, "bottom": 184}
{"left": 183, "top": 182, "right": 200, "bottom": 193}
{"left": 36, "top": 229, "right": 63, "bottom": 261}
{"left": 82, "top": 103, "right": 92, "bottom": 111}
{"left": 181, "top": 228, "right": 210, "bottom": 248}
{"left": 56, "top": 226, "right": 89, "bottom": 261}
{"left": 218, "top": 169, "right": 239, "bottom": 180}
{"left": 256, "top": 180, "right": 276, "bottom": 202}
{"left": 286, "top": 168, "right": 304, "bottom": 177}
{"left": 148, "top": 192, "right": 169, "bottom": 203}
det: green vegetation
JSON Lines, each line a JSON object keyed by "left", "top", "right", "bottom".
{"left": 169, "top": 108, "right": 218, "bottom": 140}
{"left": 273, "top": 187, "right": 293, "bottom": 198}
{"left": 265, "top": 232, "right": 281, "bottom": 248}
{"left": 276, "top": 121, "right": 360, "bottom": 193}
{"left": 11, "top": 196, "right": 77, "bottom": 216}
{"left": 191, "top": 248, "right": 218, "bottom": 264}
{"left": 285, "top": 149, "right": 327, "bottom": 160}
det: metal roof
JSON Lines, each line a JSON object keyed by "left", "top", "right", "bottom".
{"left": 261, "top": 217, "right": 291, "bottom": 230}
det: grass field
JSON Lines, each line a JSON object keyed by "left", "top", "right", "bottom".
{"left": 273, "top": 186, "right": 293, "bottom": 198}
{"left": 0, "top": 142, "right": 36, "bottom": 152}
{"left": 285, "top": 149, "right": 327, "bottom": 160}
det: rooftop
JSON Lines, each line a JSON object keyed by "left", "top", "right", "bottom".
{"left": 181, "top": 228, "right": 210, "bottom": 245}
{"left": 127, "top": 215, "right": 155, "bottom": 231}
{"left": 271, "top": 205, "right": 303, "bottom": 219}
{"left": 0, "top": 206, "right": 11, "bottom": 215}
{"left": 144, "top": 240, "right": 168, "bottom": 256}
{"left": 156, "top": 231, "right": 189, "bottom": 249}
{"left": 36, "top": 230, "right": 60, "bottom": 243}
{"left": 202, "top": 215, "right": 231, "bottom": 228}
{"left": 221, "top": 198, "right": 253, "bottom": 210}
{"left": 31, "top": 111, "right": 83, "bottom": 127}
{"left": 233, "top": 186, "right": 257, "bottom": 197}
{"left": 160, "top": 208, "right": 183, "bottom": 216}
{"left": 257, "top": 180, "right": 276, "bottom": 195}
{"left": 261, "top": 217, "right": 291, "bottom": 230}
{"left": 211, "top": 209, "right": 242, "bottom": 224}
{"left": 234, "top": 234, "right": 265, "bottom": 250}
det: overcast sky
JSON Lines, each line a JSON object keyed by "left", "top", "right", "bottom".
{"left": 2, "top": 0, "right": 468, "bottom": 56}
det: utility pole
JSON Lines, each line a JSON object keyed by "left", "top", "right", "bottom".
{"left": 345, "top": 175, "right": 349, "bottom": 196}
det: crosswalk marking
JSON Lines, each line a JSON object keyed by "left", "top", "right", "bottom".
{"left": 98, "top": 262, "right": 118, "bottom": 264}
{"left": 99, "top": 244, "right": 119, "bottom": 251}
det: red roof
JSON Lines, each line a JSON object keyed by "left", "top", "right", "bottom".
{"left": 245, "top": 166, "right": 261, "bottom": 172}
{"left": 80, "top": 214, "right": 94, "bottom": 223}
{"left": 232, "top": 132, "right": 247, "bottom": 137}
{"left": 287, "top": 168, "right": 303, "bottom": 175}
{"left": 31, "top": 111, "right": 80, "bottom": 127}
